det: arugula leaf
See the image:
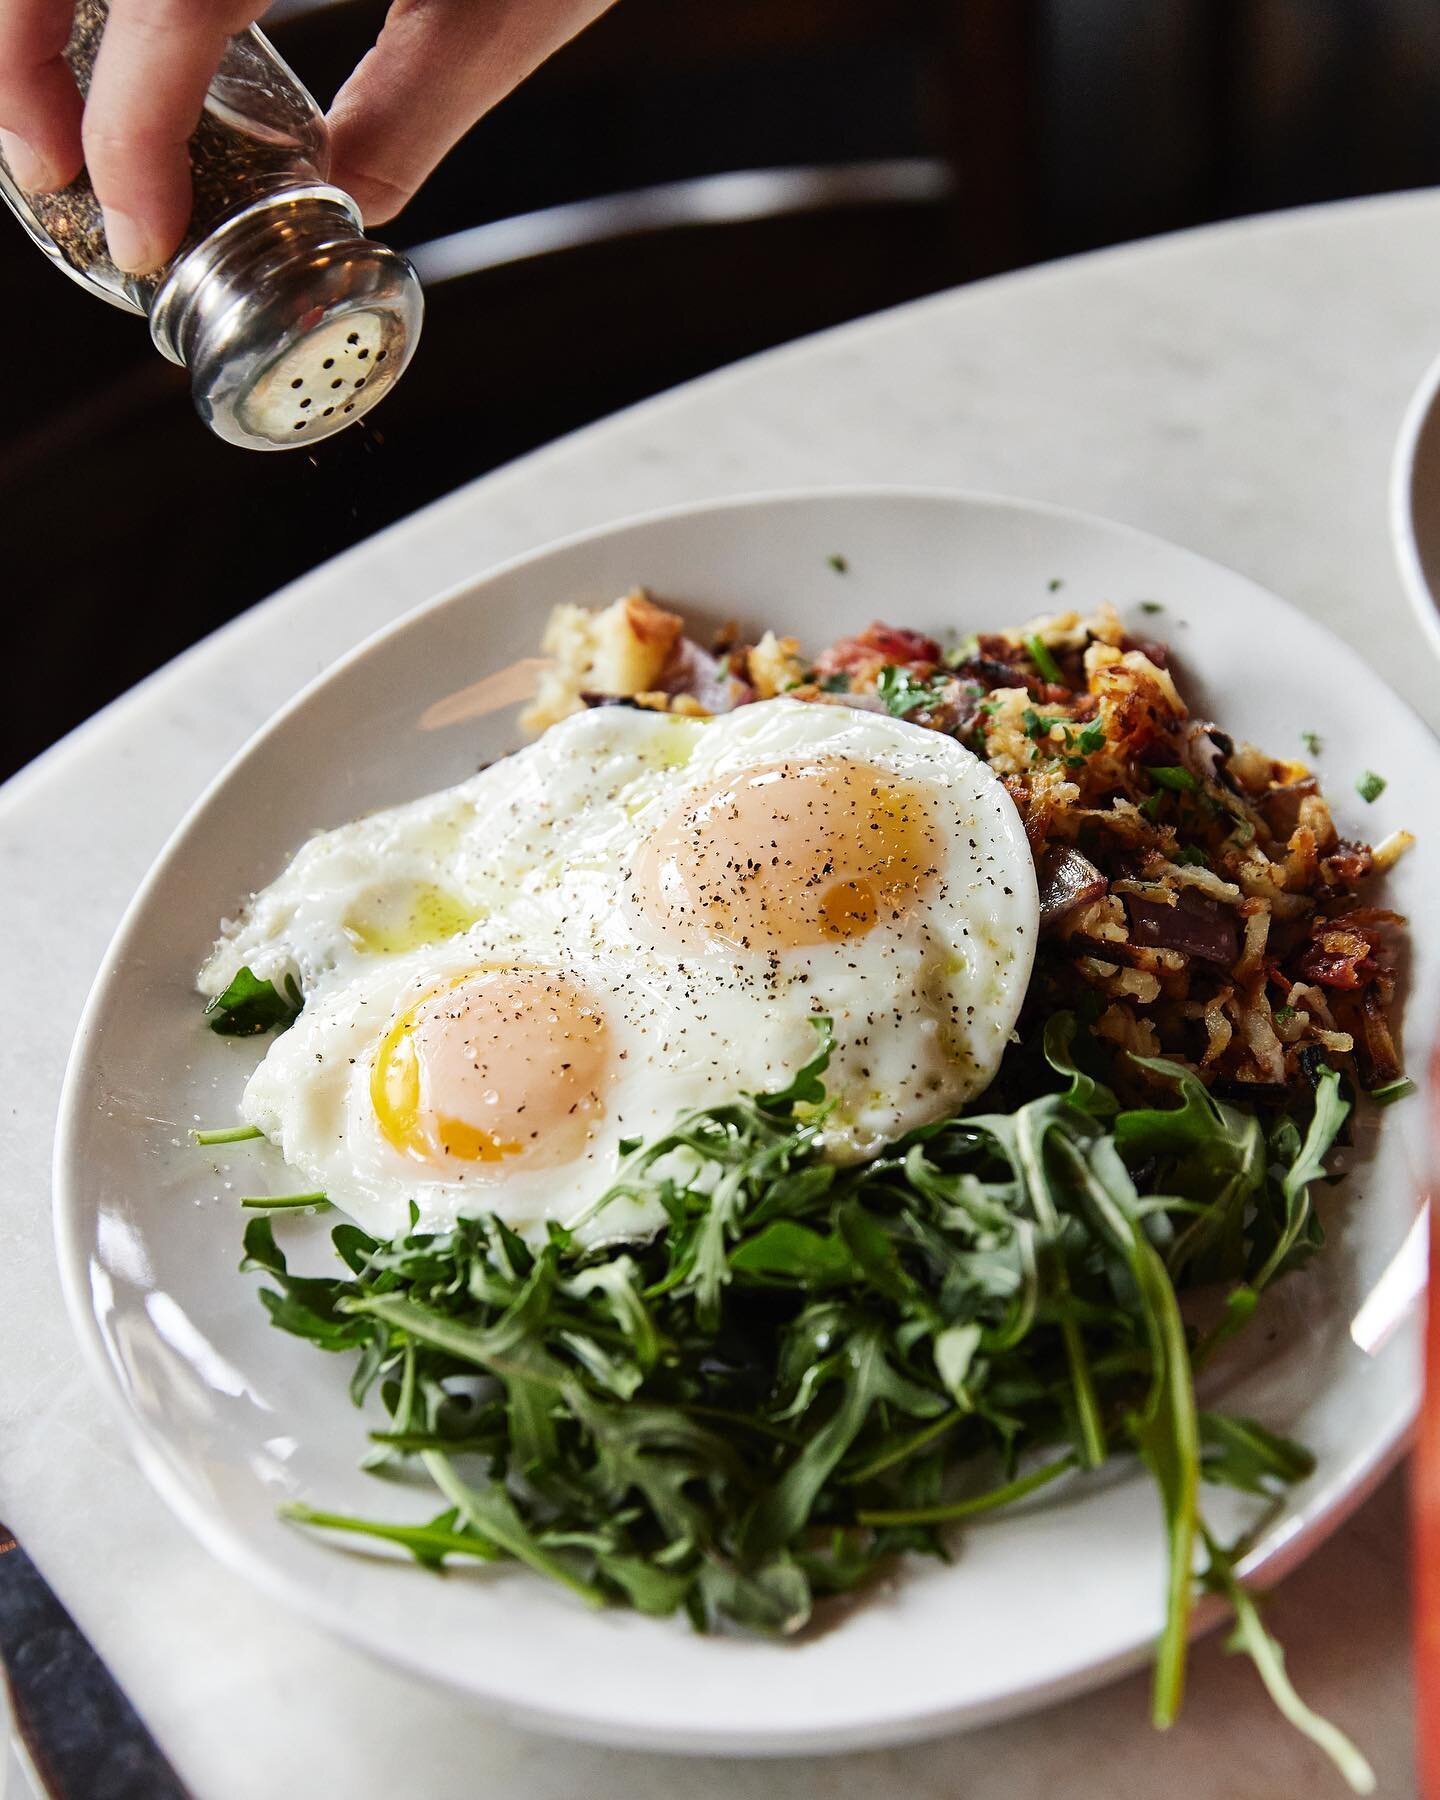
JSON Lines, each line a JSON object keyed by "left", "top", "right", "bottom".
{"left": 1042, "top": 1013, "right": 1118, "bottom": 1119}
{"left": 280, "top": 1502, "right": 501, "bottom": 1571}
{"left": 1198, "top": 1413, "right": 1315, "bottom": 1497}
{"left": 598, "top": 1553, "right": 693, "bottom": 1616}
{"left": 424, "top": 1452, "right": 607, "bottom": 1605}
{"left": 251, "top": 1011, "right": 1355, "bottom": 1766}
{"left": 729, "top": 1221, "right": 857, "bottom": 1284}
{"left": 1117, "top": 1055, "right": 1265, "bottom": 1286}
{"left": 696, "top": 1553, "right": 812, "bottom": 1634}
{"left": 745, "top": 1324, "right": 946, "bottom": 1554}
{"left": 205, "top": 965, "right": 303, "bottom": 1036}
{"left": 1251, "top": 1065, "right": 1348, "bottom": 1291}
{"left": 757, "top": 1015, "right": 835, "bottom": 1118}
{"left": 1202, "top": 1529, "right": 1375, "bottom": 1793}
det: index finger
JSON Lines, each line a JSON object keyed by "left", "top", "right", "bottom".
{"left": 0, "top": 0, "right": 84, "bottom": 192}
{"left": 82, "top": 0, "right": 256, "bottom": 273}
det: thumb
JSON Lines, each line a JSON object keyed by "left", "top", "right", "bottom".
{"left": 326, "top": 0, "right": 616, "bottom": 227}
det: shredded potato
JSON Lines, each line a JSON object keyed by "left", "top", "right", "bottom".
{"left": 521, "top": 590, "right": 684, "bottom": 733}
{"left": 523, "top": 597, "right": 1408, "bottom": 1099}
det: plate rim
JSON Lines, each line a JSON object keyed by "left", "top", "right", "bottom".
{"left": 1390, "top": 343, "right": 1440, "bottom": 663}
{"left": 51, "top": 482, "right": 1428, "bottom": 1753}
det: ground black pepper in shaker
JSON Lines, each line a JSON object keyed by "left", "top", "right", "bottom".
{"left": 0, "top": 0, "right": 423, "bottom": 449}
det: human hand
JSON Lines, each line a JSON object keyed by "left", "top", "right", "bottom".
{"left": 0, "top": 0, "right": 615, "bottom": 274}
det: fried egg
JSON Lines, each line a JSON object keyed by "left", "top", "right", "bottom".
{"left": 205, "top": 699, "right": 1038, "bottom": 1241}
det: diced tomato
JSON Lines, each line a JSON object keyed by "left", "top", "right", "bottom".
{"left": 815, "top": 622, "right": 942, "bottom": 677}
{"left": 1294, "top": 946, "right": 1372, "bottom": 990}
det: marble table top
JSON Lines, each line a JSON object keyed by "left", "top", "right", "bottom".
{"left": 3, "top": 188, "right": 1436, "bottom": 1798}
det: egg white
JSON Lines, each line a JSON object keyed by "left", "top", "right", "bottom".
{"left": 208, "top": 698, "right": 1039, "bottom": 1240}
{"left": 199, "top": 705, "right": 705, "bottom": 1002}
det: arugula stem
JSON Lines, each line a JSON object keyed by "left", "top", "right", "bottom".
{"left": 280, "top": 1502, "right": 501, "bottom": 1562}
{"left": 1058, "top": 1306, "right": 1108, "bottom": 1468}
{"left": 1203, "top": 1529, "right": 1375, "bottom": 1793}
{"left": 395, "top": 1341, "right": 418, "bottom": 1438}
{"left": 422, "top": 1452, "right": 607, "bottom": 1608}
{"left": 856, "top": 1452, "right": 1077, "bottom": 1526}
{"left": 1142, "top": 1255, "right": 1199, "bottom": 1730}
{"left": 194, "top": 1124, "right": 264, "bottom": 1145}
{"left": 240, "top": 1192, "right": 330, "bottom": 1210}
{"left": 369, "top": 1430, "right": 504, "bottom": 1456}
{"left": 842, "top": 1408, "right": 966, "bottom": 1485}
{"left": 678, "top": 1403, "right": 805, "bottom": 1446}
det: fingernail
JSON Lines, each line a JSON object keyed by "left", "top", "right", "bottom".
{"left": 102, "top": 206, "right": 162, "bottom": 275}
{"left": 0, "top": 130, "right": 58, "bottom": 194}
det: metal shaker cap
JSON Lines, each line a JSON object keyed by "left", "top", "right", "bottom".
{"left": 148, "top": 185, "right": 423, "bottom": 451}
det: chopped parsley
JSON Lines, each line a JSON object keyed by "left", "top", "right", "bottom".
{"left": 205, "top": 966, "right": 303, "bottom": 1036}
{"left": 820, "top": 672, "right": 851, "bottom": 693}
{"left": 876, "top": 665, "right": 948, "bottom": 718}
{"left": 1022, "top": 707, "right": 1066, "bottom": 741}
{"left": 1370, "top": 1076, "right": 1416, "bottom": 1106}
{"left": 1026, "top": 633, "right": 1065, "bottom": 685}
{"left": 1301, "top": 731, "right": 1323, "bottom": 758}
{"left": 1272, "top": 1005, "right": 1297, "bottom": 1026}
{"left": 1048, "top": 577, "right": 1064, "bottom": 593}
{"left": 1076, "top": 720, "right": 1107, "bottom": 755}
{"left": 1139, "top": 600, "right": 1165, "bottom": 615}
{"left": 827, "top": 553, "right": 849, "bottom": 574}
{"left": 1356, "top": 770, "right": 1386, "bottom": 804}
{"left": 1170, "top": 846, "right": 1209, "bottom": 868}
{"left": 1148, "top": 766, "right": 1199, "bottom": 793}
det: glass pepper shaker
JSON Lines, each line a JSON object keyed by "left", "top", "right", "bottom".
{"left": 0, "top": 1, "right": 423, "bottom": 450}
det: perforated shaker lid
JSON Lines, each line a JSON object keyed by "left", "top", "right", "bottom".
{"left": 149, "top": 186, "right": 423, "bottom": 452}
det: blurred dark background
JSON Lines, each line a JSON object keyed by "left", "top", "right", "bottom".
{"left": 6, "top": 0, "right": 1440, "bottom": 779}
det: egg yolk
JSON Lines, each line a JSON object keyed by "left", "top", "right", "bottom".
{"left": 633, "top": 757, "right": 938, "bottom": 950}
{"left": 371, "top": 968, "right": 609, "bottom": 1169}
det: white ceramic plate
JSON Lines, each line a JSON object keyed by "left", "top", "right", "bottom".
{"left": 54, "top": 490, "right": 1431, "bottom": 1755}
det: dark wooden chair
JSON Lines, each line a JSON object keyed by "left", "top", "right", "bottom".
{"left": 3, "top": 0, "right": 1041, "bottom": 778}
